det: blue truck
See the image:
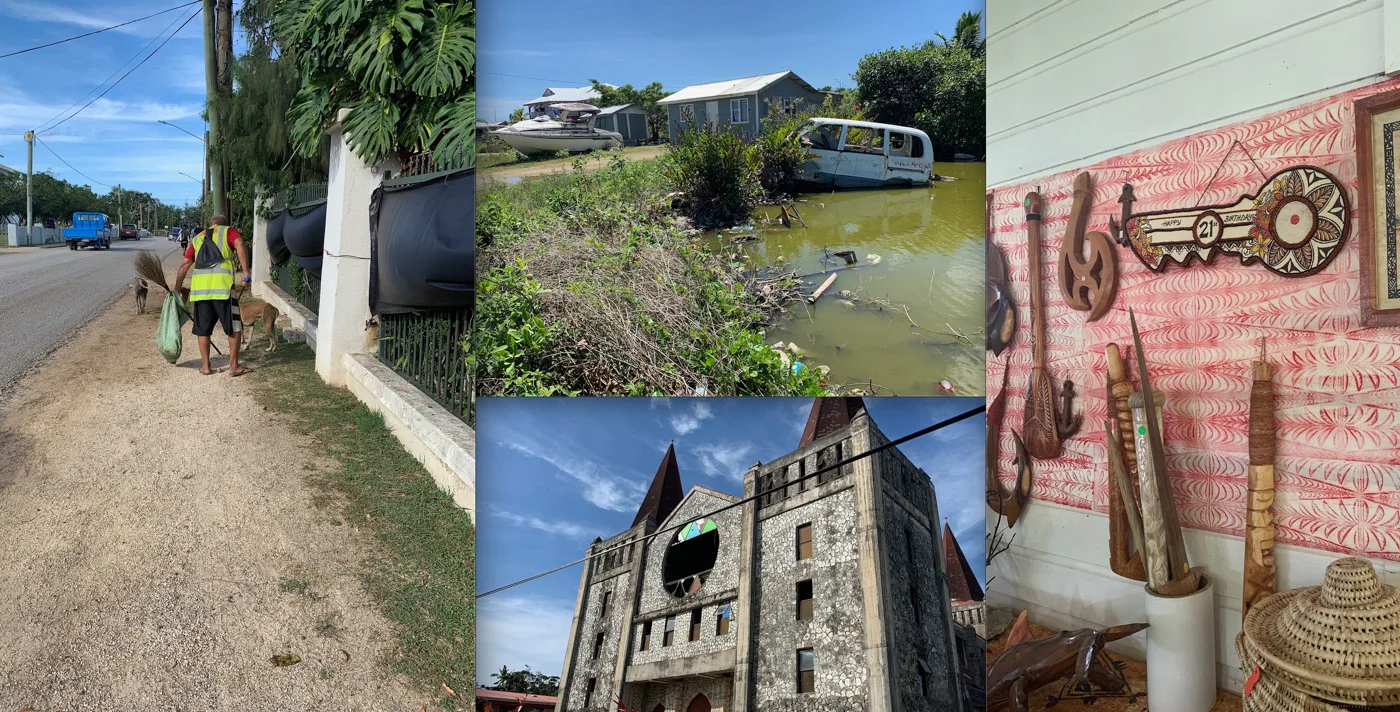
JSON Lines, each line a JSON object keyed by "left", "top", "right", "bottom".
{"left": 63, "top": 212, "right": 112, "bottom": 250}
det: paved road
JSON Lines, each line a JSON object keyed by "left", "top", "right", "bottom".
{"left": 0, "top": 238, "right": 179, "bottom": 396}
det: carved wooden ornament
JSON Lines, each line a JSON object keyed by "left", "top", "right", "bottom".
{"left": 1119, "top": 166, "right": 1350, "bottom": 277}
{"left": 1058, "top": 172, "right": 1118, "bottom": 321}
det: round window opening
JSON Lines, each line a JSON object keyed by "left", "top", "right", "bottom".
{"left": 662, "top": 518, "right": 719, "bottom": 598}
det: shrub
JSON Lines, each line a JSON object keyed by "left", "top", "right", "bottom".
{"left": 752, "top": 114, "right": 815, "bottom": 201}
{"left": 663, "top": 123, "right": 759, "bottom": 229}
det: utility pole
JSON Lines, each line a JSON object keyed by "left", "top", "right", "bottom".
{"left": 24, "top": 131, "right": 32, "bottom": 245}
{"left": 202, "top": 0, "right": 225, "bottom": 219}
{"left": 117, "top": 184, "right": 123, "bottom": 226}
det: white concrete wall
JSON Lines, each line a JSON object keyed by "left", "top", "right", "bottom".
{"left": 315, "top": 110, "right": 395, "bottom": 387}
{"left": 987, "top": 0, "right": 1400, "bottom": 186}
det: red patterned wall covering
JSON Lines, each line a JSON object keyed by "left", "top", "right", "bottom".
{"left": 988, "top": 77, "right": 1400, "bottom": 560}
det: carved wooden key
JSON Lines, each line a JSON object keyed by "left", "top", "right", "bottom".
{"left": 1118, "top": 166, "right": 1350, "bottom": 277}
{"left": 1057, "top": 172, "right": 1118, "bottom": 321}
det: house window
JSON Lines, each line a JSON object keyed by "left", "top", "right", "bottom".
{"left": 663, "top": 615, "right": 676, "bottom": 647}
{"left": 584, "top": 678, "right": 596, "bottom": 707}
{"left": 689, "top": 609, "right": 702, "bottom": 641}
{"left": 717, "top": 603, "right": 732, "bottom": 635}
{"left": 796, "top": 523, "right": 813, "bottom": 560}
{"left": 600, "top": 591, "right": 612, "bottom": 617}
{"left": 796, "top": 648, "right": 815, "bottom": 693}
{"left": 796, "top": 579, "right": 814, "bottom": 621}
{"left": 592, "top": 631, "right": 604, "bottom": 659}
{"left": 640, "top": 620, "right": 652, "bottom": 651}
{"left": 778, "top": 97, "right": 798, "bottom": 114}
{"left": 730, "top": 97, "right": 750, "bottom": 124}
{"left": 918, "top": 658, "right": 933, "bottom": 697}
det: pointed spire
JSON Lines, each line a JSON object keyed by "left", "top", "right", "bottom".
{"left": 799, "top": 397, "right": 867, "bottom": 447}
{"left": 633, "top": 443, "right": 684, "bottom": 527}
{"left": 943, "top": 523, "right": 984, "bottom": 603}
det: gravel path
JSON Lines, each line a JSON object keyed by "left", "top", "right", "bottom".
{"left": 0, "top": 255, "right": 428, "bottom": 710}
{"left": 0, "top": 239, "right": 178, "bottom": 399}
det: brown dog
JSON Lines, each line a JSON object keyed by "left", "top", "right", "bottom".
{"left": 238, "top": 301, "right": 280, "bottom": 352}
{"left": 134, "top": 278, "right": 149, "bottom": 314}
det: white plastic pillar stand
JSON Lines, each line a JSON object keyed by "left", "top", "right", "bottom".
{"left": 1144, "top": 575, "right": 1217, "bottom": 712}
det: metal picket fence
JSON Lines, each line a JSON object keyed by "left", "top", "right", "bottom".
{"left": 271, "top": 260, "right": 320, "bottom": 315}
{"left": 376, "top": 308, "right": 473, "bottom": 419}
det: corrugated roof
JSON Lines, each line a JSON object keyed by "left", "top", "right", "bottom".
{"left": 475, "top": 688, "right": 557, "bottom": 707}
{"left": 597, "top": 104, "right": 641, "bottom": 115}
{"left": 523, "top": 86, "right": 601, "bottom": 106}
{"left": 657, "top": 71, "right": 814, "bottom": 105}
{"left": 0, "top": 163, "right": 18, "bottom": 175}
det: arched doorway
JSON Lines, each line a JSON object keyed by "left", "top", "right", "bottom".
{"left": 685, "top": 694, "right": 711, "bottom": 712}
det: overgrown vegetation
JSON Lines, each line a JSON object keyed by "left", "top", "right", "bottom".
{"left": 664, "top": 123, "right": 760, "bottom": 229}
{"left": 248, "top": 343, "right": 475, "bottom": 710}
{"left": 475, "top": 155, "right": 827, "bottom": 396}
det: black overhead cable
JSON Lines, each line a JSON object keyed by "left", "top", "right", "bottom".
{"left": 39, "top": 7, "right": 201, "bottom": 135}
{"left": 0, "top": 0, "right": 201, "bottom": 60}
{"left": 36, "top": 137, "right": 110, "bottom": 188}
{"left": 475, "top": 404, "right": 987, "bottom": 600}
{"left": 35, "top": 4, "right": 197, "bottom": 134}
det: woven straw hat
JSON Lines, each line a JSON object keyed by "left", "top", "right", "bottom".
{"left": 1241, "top": 557, "right": 1400, "bottom": 706}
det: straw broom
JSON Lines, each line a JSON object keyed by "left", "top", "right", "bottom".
{"left": 132, "top": 251, "right": 171, "bottom": 292}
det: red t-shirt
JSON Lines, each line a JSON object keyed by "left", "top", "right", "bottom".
{"left": 184, "top": 227, "right": 242, "bottom": 261}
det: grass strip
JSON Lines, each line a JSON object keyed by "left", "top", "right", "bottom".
{"left": 248, "top": 343, "right": 474, "bottom": 710}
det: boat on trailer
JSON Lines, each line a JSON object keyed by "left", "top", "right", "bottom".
{"left": 794, "top": 118, "right": 935, "bottom": 188}
{"left": 490, "top": 102, "right": 623, "bottom": 154}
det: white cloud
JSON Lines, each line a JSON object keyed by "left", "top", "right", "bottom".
{"left": 691, "top": 441, "right": 754, "bottom": 482}
{"left": 0, "top": 0, "right": 202, "bottom": 39}
{"left": 476, "top": 596, "right": 575, "bottom": 685}
{"left": 495, "top": 511, "right": 603, "bottom": 541}
{"left": 668, "top": 401, "right": 713, "bottom": 436}
{"left": 503, "top": 440, "right": 646, "bottom": 513}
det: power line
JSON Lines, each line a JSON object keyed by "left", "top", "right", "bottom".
{"left": 35, "top": 136, "right": 110, "bottom": 188}
{"left": 35, "top": 5, "right": 190, "bottom": 135}
{"left": 0, "top": 0, "right": 201, "bottom": 60}
{"left": 39, "top": 7, "right": 201, "bottom": 135}
{"left": 476, "top": 404, "right": 987, "bottom": 600}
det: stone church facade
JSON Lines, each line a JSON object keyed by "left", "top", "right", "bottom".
{"left": 555, "top": 398, "right": 970, "bottom": 712}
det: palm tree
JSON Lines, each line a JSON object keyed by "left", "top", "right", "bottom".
{"left": 938, "top": 11, "right": 984, "bottom": 56}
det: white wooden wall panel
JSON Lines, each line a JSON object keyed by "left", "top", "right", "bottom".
{"left": 987, "top": 502, "right": 1400, "bottom": 694}
{"left": 987, "top": 0, "right": 1387, "bottom": 186}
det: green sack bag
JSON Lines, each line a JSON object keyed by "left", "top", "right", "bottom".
{"left": 157, "top": 291, "right": 191, "bottom": 364}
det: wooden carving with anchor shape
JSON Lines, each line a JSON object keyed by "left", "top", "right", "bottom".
{"left": 1058, "top": 171, "right": 1118, "bottom": 321}
{"left": 1119, "top": 165, "right": 1351, "bottom": 276}
{"left": 1023, "top": 189, "right": 1080, "bottom": 460}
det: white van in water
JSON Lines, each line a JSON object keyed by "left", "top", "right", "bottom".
{"left": 794, "top": 118, "right": 934, "bottom": 188}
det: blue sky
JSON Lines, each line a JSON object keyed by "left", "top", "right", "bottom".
{"left": 475, "top": 397, "right": 986, "bottom": 685}
{"left": 0, "top": 0, "right": 212, "bottom": 209}
{"left": 477, "top": 0, "right": 985, "bottom": 122}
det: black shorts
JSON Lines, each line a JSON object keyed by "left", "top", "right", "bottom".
{"left": 191, "top": 299, "right": 243, "bottom": 337}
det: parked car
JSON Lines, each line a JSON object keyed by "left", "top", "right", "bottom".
{"left": 118, "top": 224, "right": 140, "bottom": 240}
{"left": 168, "top": 226, "right": 182, "bottom": 240}
{"left": 139, "top": 227, "right": 150, "bottom": 238}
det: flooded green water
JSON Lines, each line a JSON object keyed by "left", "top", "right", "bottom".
{"left": 705, "top": 162, "right": 985, "bottom": 396}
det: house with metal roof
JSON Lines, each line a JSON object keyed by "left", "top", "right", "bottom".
{"left": 522, "top": 86, "right": 606, "bottom": 118}
{"left": 656, "top": 71, "right": 824, "bottom": 143}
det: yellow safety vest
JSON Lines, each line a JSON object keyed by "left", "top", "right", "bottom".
{"left": 189, "top": 226, "right": 235, "bottom": 302}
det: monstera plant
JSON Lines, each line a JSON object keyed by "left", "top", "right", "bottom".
{"left": 274, "top": 0, "right": 476, "bottom": 168}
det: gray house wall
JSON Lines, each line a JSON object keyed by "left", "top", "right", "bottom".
{"left": 664, "top": 75, "right": 825, "bottom": 143}
{"left": 597, "top": 108, "right": 649, "bottom": 145}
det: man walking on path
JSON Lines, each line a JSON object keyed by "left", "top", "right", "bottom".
{"left": 175, "top": 214, "right": 252, "bottom": 376}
